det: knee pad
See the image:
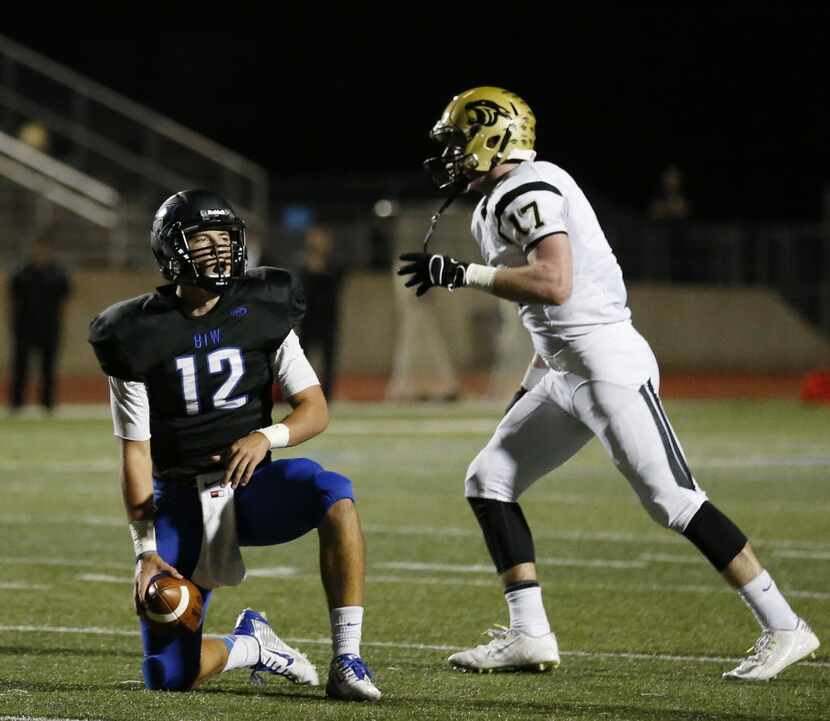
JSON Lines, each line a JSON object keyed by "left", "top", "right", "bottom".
{"left": 314, "top": 470, "right": 354, "bottom": 513}
{"left": 142, "top": 654, "right": 197, "bottom": 691}
{"left": 467, "top": 497, "right": 535, "bottom": 574}
{"left": 682, "top": 501, "right": 747, "bottom": 571}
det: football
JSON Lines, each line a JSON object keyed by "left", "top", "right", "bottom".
{"left": 142, "top": 573, "right": 203, "bottom": 633}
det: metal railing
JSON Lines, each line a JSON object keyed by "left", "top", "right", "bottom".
{"left": 0, "top": 33, "right": 268, "bottom": 263}
{"left": 0, "top": 128, "right": 126, "bottom": 264}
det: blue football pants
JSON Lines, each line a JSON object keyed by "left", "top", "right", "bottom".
{"left": 140, "top": 457, "right": 354, "bottom": 690}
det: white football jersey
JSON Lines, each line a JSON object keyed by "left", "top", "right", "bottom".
{"left": 471, "top": 160, "right": 631, "bottom": 358}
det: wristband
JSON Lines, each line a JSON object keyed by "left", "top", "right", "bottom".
{"left": 521, "top": 362, "right": 547, "bottom": 390}
{"left": 256, "top": 422, "right": 290, "bottom": 449}
{"left": 128, "top": 519, "right": 157, "bottom": 560}
{"left": 464, "top": 263, "right": 497, "bottom": 292}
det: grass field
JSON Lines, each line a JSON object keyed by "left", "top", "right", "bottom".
{"left": 1, "top": 399, "right": 828, "bottom": 721}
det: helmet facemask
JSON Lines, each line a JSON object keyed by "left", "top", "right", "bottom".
{"left": 160, "top": 220, "right": 247, "bottom": 293}
{"left": 424, "top": 125, "right": 479, "bottom": 192}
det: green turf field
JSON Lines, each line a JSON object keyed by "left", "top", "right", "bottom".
{"left": 1, "top": 400, "right": 828, "bottom": 720}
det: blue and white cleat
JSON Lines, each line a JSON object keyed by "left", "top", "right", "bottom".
{"left": 233, "top": 608, "right": 319, "bottom": 686}
{"left": 326, "top": 653, "right": 382, "bottom": 701}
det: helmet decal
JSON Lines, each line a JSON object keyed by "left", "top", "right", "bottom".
{"left": 465, "top": 100, "right": 512, "bottom": 128}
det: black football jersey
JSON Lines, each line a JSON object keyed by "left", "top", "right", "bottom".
{"left": 89, "top": 267, "right": 305, "bottom": 476}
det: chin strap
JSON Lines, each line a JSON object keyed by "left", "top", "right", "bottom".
{"left": 423, "top": 190, "right": 463, "bottom": 253}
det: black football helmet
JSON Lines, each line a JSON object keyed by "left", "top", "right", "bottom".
{"left": 150, "top": 189, "right": 247, "bottom": 292}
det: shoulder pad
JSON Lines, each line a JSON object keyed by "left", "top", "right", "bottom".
{"left": 88, "top": 293, "right": 154, "bottom": 380}
{"left": 243, "top": 265, "right": 294, "bottom": 292}
{"left": 240, "top": 266, "right": 305, "bottom": 329}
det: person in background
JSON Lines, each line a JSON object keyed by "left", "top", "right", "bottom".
{"left": 8, "top": 234, "right": 72, "bottom": 412}
{"left": 648, "top": 165, "right": 695, "bottom": 281}
{"left": 297, "top": 225, "right": 344, "bottom": 399}
{"left": 649, "top": 164, "right": 691, "bottom": 221}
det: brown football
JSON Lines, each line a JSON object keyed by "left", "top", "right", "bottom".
{"left": 142, "top": 574, "right": 203, "bottom": 633}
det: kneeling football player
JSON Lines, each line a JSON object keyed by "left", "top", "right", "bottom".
{"left": 89, "top": 190, "right": 380, "bottom": 701}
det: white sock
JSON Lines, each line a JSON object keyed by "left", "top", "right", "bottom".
{"left": 738, "top": 570, "right": 799, "bottom": 631}
{"left": 222, "top": 634, "right": 261, "bottom": 671}
{"left": 331, "top": 606, "right": 363, "bottom": 657}
{"left": 505, "top": 585, "right": 551, "bottom": 637}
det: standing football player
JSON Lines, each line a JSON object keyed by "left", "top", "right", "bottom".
{"left": 398, "top": 87, "right": 819, "bottom": 681}
{"left": 89, "top": 190, "right": 381, "bottom": 701}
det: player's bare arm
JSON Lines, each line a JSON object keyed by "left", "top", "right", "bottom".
{"left": 217, "top": 384, "right": 329, "bottom": 488}
{"left": 121, "top": 438, "right": 182, "bottom": 611}
{"left": 492, "top": 232, "right": 572, "bottom": 304}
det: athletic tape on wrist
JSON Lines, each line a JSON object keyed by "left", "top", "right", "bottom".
{"left": 256, "top": 422, "right": 290, "bottom": 449}
{"left": 129, "top": 519, "right": 157, "bottom": 559}
{"left": 464, "top": 263, "right": 497, "bottom": 292}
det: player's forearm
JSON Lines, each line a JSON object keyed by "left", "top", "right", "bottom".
{"left": 280, "top": 395, "right": 329, "bottom": 445}
{"left": 488, "top": 263, "right": 572, "bottom": 305}
{"left": 120, "top": 440, "right": 154, "bottom": 522}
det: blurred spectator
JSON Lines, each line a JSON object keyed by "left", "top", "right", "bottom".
{"left": 648, "top": 164, "right": 696, "bottom": 282}
{"left": 649, "top": 164, "right": 691, "bottom": 221}
{"left": 296, "top": 225, "right": 344, "bottom": 399}
{"left": 368, "top": 198, "right": 398, "bottom": 269}
{"left": 8, "top": 234, "right": 72, "bottom": 412}
{"left": 17, "top": 119, "right": 51, "bottom": 154}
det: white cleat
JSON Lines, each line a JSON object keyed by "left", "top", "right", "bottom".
{"left": 326, "top": 653, "right": 382, "bottom": 701}
{"left": 448, "top": 625, "right": 560, "bottom": 673}
{"left": 233, "top": 608, "right": 319, "bottom": 686}
{"left": 722, "top": 618, "right": 820, "bottom": 681}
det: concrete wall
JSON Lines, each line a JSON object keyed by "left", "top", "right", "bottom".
{"left": 1, "top": 270, "right": 828, "bottom": 377}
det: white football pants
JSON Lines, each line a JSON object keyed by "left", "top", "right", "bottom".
{"left": 466, "top": 321, "right": 708, "bottom": 531}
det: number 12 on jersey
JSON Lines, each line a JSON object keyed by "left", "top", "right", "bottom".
{"left": 175, "top": 348, "right": 247, "bottom": 415}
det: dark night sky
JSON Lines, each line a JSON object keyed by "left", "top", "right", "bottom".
{"left": 5, "top": 8, "right": 830, "bottom": 221}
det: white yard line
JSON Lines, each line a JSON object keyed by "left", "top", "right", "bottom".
{"left": 362, "top": 523, "right": 830, "bottom": 552}
{"left": 76, "top": 574, "right": 131, "bottom": 584}
{"left": 774, "top": 549, "right": 830, "bottom": 560}
{"left": 69, "top": 569, "right": 830, "bottom": 600}
{"left": 0, "top": 582, "right": 50, "bottom": 590}
{"left": 0, "top": 624, "right": 826, "bottom": 670}
{"left": 638, "top": 553, "right": 701, "bottom": 564}
{"left": 0, "top": 558, "right": 126, "bottom": 570}
{"left": 379, "top": 558, "right": 646, "bottom": 572}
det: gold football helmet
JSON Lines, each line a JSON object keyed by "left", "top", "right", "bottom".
{"left": 425, "top": 86, "right": 536, "bottom": 190}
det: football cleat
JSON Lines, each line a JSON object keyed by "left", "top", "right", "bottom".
{"left": 722, "top": 618, "right": 820, "bottom": 681}
{"left": 232, "top": 608, "right": 319, "bottom": 686}
{"left": 325, "top": 653, "right": 382, "bottom": 701}
{"left": 448, "top": 625, "right": 560, "bottom": 673}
